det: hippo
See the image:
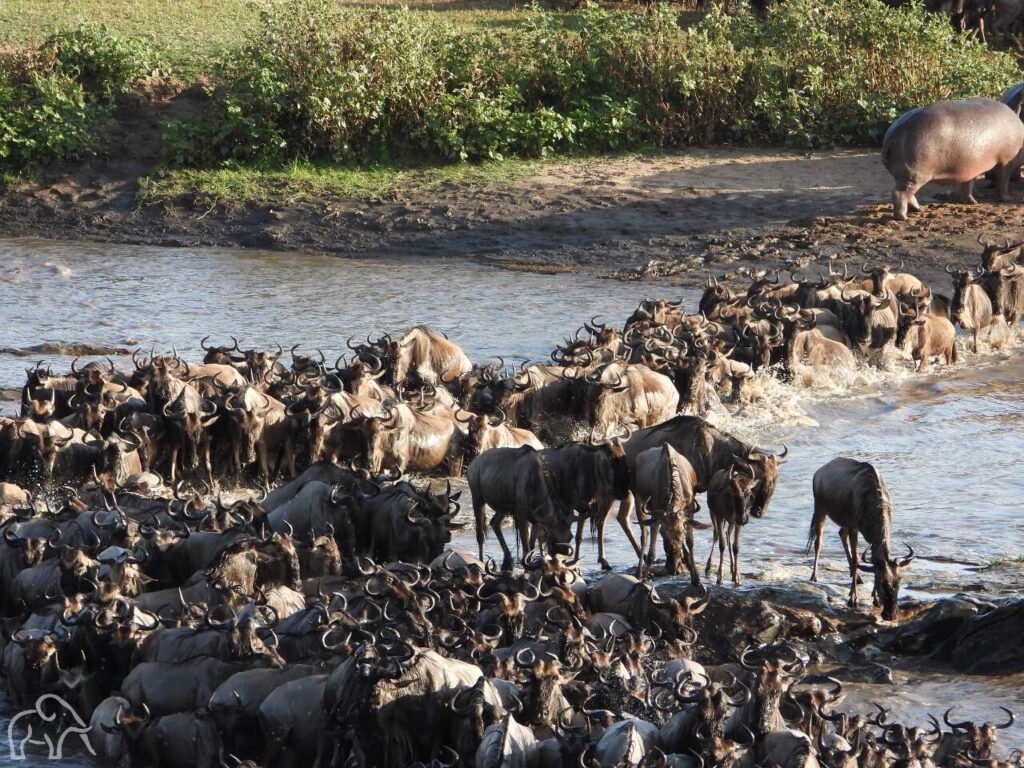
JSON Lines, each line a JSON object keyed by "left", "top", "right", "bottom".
{"left": 881, "top": 98, "right": 1024, "bottom": 220}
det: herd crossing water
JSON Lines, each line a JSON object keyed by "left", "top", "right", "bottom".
{"left": 0, "top": 237, "right": 1022, "bottom": 764}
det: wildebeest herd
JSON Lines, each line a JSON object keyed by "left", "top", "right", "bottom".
{"left": 1, "top": 244, "right": 1022, "bottom": 767}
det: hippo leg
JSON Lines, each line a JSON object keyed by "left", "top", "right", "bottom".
{"left": 892, "top": 182, "right": 922, "bottom": 221}
{"left": 993, "top": 164, "right": 1012, "bottom": 202}
{"left": 958, "top": 179, "right": 977, "bottom": 205}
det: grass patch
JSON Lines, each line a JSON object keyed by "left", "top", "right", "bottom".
{"left": 986, "top": 555, "right": 1024, "bottom": 567}
{"left": 0, "top": 0, "right": 571, "bottom": 78}
{"left": 0, "top": 0, "right": 255, "bottom": 78}
{"left": 137, "top": 156, "right": 550, "bottom": 206}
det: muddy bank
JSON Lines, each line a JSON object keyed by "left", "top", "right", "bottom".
{"left": 2, "top": 146, "right": 1022, "bottom": 284}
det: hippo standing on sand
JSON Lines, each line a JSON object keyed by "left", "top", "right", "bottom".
{"left": 881, "top": 98, "right": 1024, "bottom": 220}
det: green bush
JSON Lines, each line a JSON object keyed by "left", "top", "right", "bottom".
{"left": 0, "top": 24, "right": 156, "bottom": 170}
{"left": 171, "top": 0, "right": 1019, "bottom": 167}
{"left": 734, "top": 0, "right": 1021, "bottom": 146}
{"left": 41, "top": 23, "right": 158, "bottom": 103}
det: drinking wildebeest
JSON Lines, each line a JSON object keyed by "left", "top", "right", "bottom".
{"left": 807, "top": 457, "right": 915, "bottom": 621}
{"left": 881, "top": 98, "right": 1024, "bottom": 220}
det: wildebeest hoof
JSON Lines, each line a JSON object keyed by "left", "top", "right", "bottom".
{"left": 961, "top": 195, "right": 978, "bottom": 204}
{"left": 600, "top": 559, "right": 612, "bottom": 571}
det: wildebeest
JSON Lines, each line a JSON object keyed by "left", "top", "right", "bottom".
{"left": 468, "top": 446, "right": 573, "bottom": 570}
{"left": 808, "top": 458, "right": 915, "bottom": 620}
{"left": 616, "top": 416, "right": 785, "bottom": 531}
{"left": 949, "top": 264, "right": 998, "bottom": 352}
{"left": 629, "top": 444, "right": 701, "bottom": 581}
{"left": 705, "top": 463, "right": 759, "bottom": 587}
{"left": 896, "top": 306, "right": 957, "bottom": 372}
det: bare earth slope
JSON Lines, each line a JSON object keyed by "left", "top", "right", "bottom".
{"left": 1, "top": 146, "right": 1020, "bottom": 287}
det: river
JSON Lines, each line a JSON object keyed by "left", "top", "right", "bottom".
{"left": 0, "top": 237, "right": 1022, "bottom": 761}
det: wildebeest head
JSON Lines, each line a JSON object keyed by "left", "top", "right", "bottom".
{"left": 840, "top": 289, "right": 891, "bottom": 346}
{"left": 513, "top": 652, "right": 568, "bottom": 730}
{"left": 449, "top": 676, "right": 503, "bottom": 745}
{"left": 3, "top": 524, "right": 55, "bottom": 568}
{"left": 858, "top": 543, "right": 915, "bottom": 622}
{"left": 96, "top": 433, "right": 143, "bottom": 488}
{"left": 727, "top": 462, "right": 759, "bottom": 526}
{"left": 355, "top": 401, "right": 407, "bottom": 475}
{"left": 12, "top": 627, "right": 69, "bottom": 673}
{"left": 163, "top": 387, "right": 219, "bottom": 461}
{"left": 643, "top": 583, "right": 708, "bottom": 642}
{"left": 942, "top": 706, "right": 1015, "bottom": 759}
{"left": 740, "top": 645, "right": 805, "bottom": 736}
{"left": 58, "top": 545, "right": 101, "bottom": 595}
{"left": 626, "top": 298, "right": 685, "bottom": 328}
{"left": 656, "top": 673, "right": 739, "bottom": 740}
{"left": 739, "top": 445, "right": 785, "bottom": 519}
{"left": 209, "top": 603, "right": 285, "bottom": 668}
{"left": 224, "top": 386, "right": 274, "bottom": 466}
{"left": 978, "top": 234, "right": 1024, "bottom": 272}
{"left": 947, "top": 264, "right": 987, "bottom": 327}
{"left": 699, "top": 275, "right": 736, "bottom": 317}
{"left": 861, "top": 261, "right": 902, "bottom": 297}
{"left": 22, "top": 386, "right": 57, "bottom": 422}
{"left": 582, "top": 364, "right": 633, "bottom": 433}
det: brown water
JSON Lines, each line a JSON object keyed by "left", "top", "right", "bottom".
{"left": 1, "top": 237, "right": 1022, "bottom": 760}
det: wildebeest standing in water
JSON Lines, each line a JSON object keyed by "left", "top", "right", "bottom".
{"left": 808, "top": 457, "right": 915, "bottom": 620}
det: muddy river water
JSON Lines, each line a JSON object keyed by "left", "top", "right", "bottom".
{"left": 0, "top": 237, "right": 1022, "bottom": 761}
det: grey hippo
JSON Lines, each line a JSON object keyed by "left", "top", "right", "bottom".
{"left": 881, "top": 98, "right": 1024, "bottom": 220}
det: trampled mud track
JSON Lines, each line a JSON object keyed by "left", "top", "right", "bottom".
{"left": 2, "top": 139, "right": 1023, "bottom": 288}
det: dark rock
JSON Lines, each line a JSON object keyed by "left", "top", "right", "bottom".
{"left": 877, "top": 597, "right": 988, "bottom": 657}
{"left": 0, "top": 342, "right": 131, "bottom": 357}
{"left": 827, "top": 662, "right": 894, "bottom": 684}
{"left": 950, "top": 599, "right": 1024, "bottom": 675}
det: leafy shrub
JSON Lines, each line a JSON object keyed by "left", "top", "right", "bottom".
{"left": 732, "top": 0, "right": 1021, "bottom": 146}
{"left": 0, "top": 25, "right": 155, "bottom": 170}
{"left": 41, "top": 23, "right": 157, "bottom": 103}
{"left": 173, "top": 0, "right": 1019, "bottom": 167}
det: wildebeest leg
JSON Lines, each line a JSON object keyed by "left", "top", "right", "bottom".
{"left": 615, "top": 493, "right": 643, "bottom": 558}
{"left": 473, "top": 498, "right": 488, "bottom": 560}
{"left": 203, "top": 439, "right": 215, "bottom": 487}
{"left": 490, "top": 510, "right": 513, "bottom": 571}
{"left": 705, "top": 517, "right": 720, "bottom": 578}
{"left": 595, "top": 500, "right": 614, "bottom": 571}
{"left": 645, "top": 519, "right": 662, "bottom": 579}
{"left": 808, "top": 500, "right": 828, "bottom": 582}
{"left": 637, "top": 509, "right": 649, "bottom": 578}
{"left": 258, "top": 441, "right": 270, "bottom": 483}
{"left": 847, "top": 529, "right": 861, "bottom": 606}
{"left": 574, "top": 518, "right": 586, "bottom": 567}
{"left": 715, "top": 518, "right": 726, "bottom": 586}
{"left": 168, "top": 444, "right": 179, "bottom": 483}
{"left": 684, "top": 522, "right": 700, "bottom": 586}
{"left": 730, "top": 523, "right": 742, "bottom": 587}
{"left": 958, "top": 179, "right": 978, "bottom": 205}
{"left": 839, "top": 528, "right": 862, "bottom": 584}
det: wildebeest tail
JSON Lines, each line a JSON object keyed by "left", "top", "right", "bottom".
{"left": 804, "top": 523, "right": 816, "bottom": 556}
